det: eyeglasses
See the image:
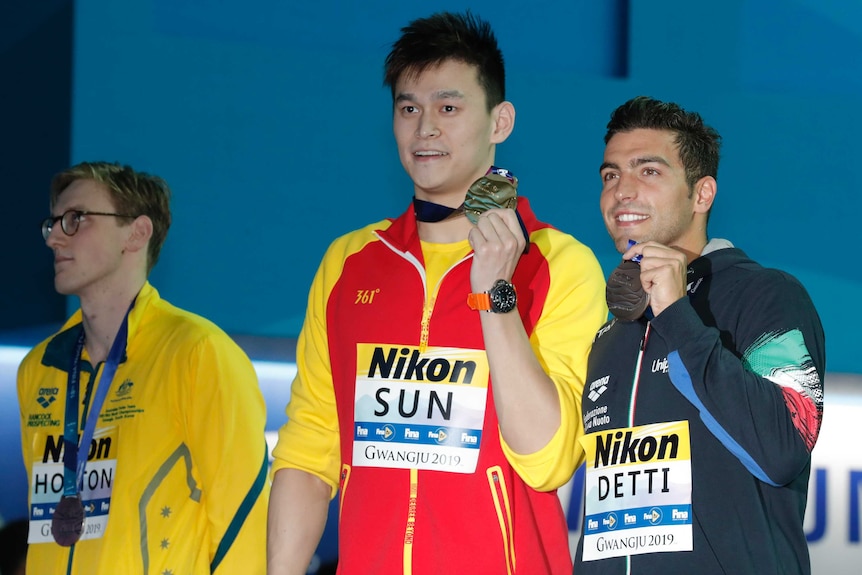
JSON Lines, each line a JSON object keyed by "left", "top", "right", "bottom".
{"left": 41, "top": 210, "right": 138, "bottom": 241}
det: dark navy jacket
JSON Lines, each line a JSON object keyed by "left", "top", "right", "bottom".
{"left": 574, "top": 246, "right": 825, "bottom": 575}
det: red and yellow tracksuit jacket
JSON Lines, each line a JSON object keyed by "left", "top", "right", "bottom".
{"left": 272, "top": 198, "right": 607, "bottom": 574}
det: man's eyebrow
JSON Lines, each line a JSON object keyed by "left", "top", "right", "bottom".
{"left": 52, "top": 204, "right": 87, "bottom": 215}
{"left": 600, "top": 156, "right": 672, "bottom": 174}
{"left": 432, "top": 89, "right": 464, "bottom": 100}
{"left": 395, "top": 90, "right": 465, "bottom": 104}
{"left": 632, "top": 155, "right": 671, "bottom": 168}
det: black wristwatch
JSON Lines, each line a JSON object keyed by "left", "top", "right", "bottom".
{"left": 467, "top": 279, "right": 518, "bottom": 313}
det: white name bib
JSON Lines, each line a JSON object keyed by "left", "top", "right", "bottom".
{"left": 579, "top": 421, "right": 693, "bottom": 560}
{"left": 28, "top": 428, "right": 117, "bottom": 544}
{"left": 352, "top": 344, "right": 489, "bottom": 473}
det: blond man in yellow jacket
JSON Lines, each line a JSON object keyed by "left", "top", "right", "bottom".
{"left": 18, "top": 162, "right": 268, "bottom": 574}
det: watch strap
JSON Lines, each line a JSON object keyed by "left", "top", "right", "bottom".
{"left": 467, "top": 292, "right": 492, "bottom": 311}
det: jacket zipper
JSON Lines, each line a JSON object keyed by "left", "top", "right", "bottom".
{"left": 374, "top": 232, "right": 471, "bottom": 353}
{"left": 419, "top": 300, "right": 433, "bottom": 353}
{"left": 402, "top": 468, "right": 418, "bottom": 574}
{"left": 623, "top": 323, "right": 651, "bottom": 575}
{"left": 628, "top": 322, "right": 651, "bottom": 427}
{"left": 374, "top": 233, "right": 475, "bottom": 572}
{"left": 486, "top": 467, "right": 515, "bottom": 575}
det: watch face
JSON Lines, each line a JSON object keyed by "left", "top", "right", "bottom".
{"left": 489, "top": 280, "right": 517, "bottom": 313}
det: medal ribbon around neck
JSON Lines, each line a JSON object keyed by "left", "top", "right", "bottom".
{"left": 54, "top": 300, "right": 133, "bottom": 546}
{"left": 413, "top": 166, "right": 529, "bottom": 252}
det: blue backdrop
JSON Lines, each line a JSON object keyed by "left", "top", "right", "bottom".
{"left": 60, "top": 0, "right": 862, "bottom": 374}
{"left": 2, "top": 1, "right": 861, "bottom": 566}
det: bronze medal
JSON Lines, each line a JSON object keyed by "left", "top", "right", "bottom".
{"left": 464, "top": 173, "right": 519, "bottom": 224}
{"left": 606, "top": 259, "right": 650, "bottom": 321}
{"left": 51, "top": 495, "right": 85, "bottom": 546}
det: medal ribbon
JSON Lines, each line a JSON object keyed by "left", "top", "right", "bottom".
{"left": 61, "top": 304, "right": 132, "bottom": 498}
{"left": 412, "top": 198, "right": 458, "bottom": 222}
{"left": 412, "top": 166, "right": 529, "bottom": 253}
{"left": 413, "top": 166, "right": 517, "bottom": 222}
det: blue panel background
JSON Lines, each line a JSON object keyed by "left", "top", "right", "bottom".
{"left": 2, "top": 1, "right": 861, "bottom": 567}
{"left": 67, "top": 0, "right": 859, "bottom": 369}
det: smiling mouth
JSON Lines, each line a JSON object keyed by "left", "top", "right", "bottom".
{"left": 616, "top": 213, "right": 648, "bottom": 223}
{"left": 414, "top": 151, "right": 448, "bottom": 157}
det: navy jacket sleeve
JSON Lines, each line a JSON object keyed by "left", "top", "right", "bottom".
{"left": 649, "top": 269, "right": 825, "bottom": 487}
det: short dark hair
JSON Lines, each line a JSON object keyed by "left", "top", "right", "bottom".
{"left": 51, "top": 161, "right": 172, "bottom": 274}
{"left": 605, "top": 96, "right": 722, "bottom": 190}
{"left": 383, "top": 11, "right": 505, "bottom": 112}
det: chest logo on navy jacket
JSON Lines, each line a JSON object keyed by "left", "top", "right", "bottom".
{"left": 587, "top": 376, "right": 609, "bottom": 402}
{"left": 651, "top": 357, "right": 669, "bottom": 374}
{"left": 595, "top": 322, "right": 614, "bottom": 341}
{"left": 352, "top": 344, "right": 489, "bottom": 474}
{"left": 584, "top": 376, "right": 614, "bottom": 432}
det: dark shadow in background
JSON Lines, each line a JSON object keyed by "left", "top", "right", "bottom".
{"left": 0, "top": 0, "right": 73, "bottom": 331}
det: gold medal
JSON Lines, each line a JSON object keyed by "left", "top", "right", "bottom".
{"left": 464, "top": 173, "right": 518, "bottom": 224}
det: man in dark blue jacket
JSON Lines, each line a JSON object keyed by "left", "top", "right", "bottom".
{"left": 574, "top": 96, "right": 825, "bottom": 575}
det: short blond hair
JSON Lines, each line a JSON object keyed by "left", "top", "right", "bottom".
{"left": 51, "top": 162, "right": 172, "bottom": 274}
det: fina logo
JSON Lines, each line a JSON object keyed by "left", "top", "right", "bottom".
{"left": 648, "top": 508, "right": 662, "bottom": 525}
{"left": 381, "top": 424, "right": 395, "bottom": 441}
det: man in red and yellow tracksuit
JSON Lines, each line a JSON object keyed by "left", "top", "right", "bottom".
{"left": 267, "top": 11, "right": 607, "bottom": 574}
{"left": 271, "top": 198, "right": 605, "bottom": 573}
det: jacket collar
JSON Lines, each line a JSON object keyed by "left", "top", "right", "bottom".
{"left": 375, "top": 196, "right": 542, "bottom": 258}
{"left": 40, "top": 282, "right": 159, "bottom": 371}
{"left": 688, "top": 242, "right": 754, "bottom": 286}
